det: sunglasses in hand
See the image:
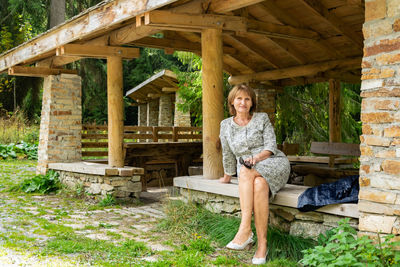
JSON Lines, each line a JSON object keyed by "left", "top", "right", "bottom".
{"left": 239, "top": 157, "right": 253, "bottom": 169}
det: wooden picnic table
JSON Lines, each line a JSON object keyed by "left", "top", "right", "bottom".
{"left": 124, "top": 141, "right": 203, "bottom": 176}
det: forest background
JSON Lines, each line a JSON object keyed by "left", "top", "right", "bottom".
{"left": 0, "top": 0, "right": 362, "bottom": 152}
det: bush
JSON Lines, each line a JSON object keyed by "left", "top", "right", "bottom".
{"left": 300, "top": 218, "right": 400, "bottom": 266}
{"left": 10, "top": 170, "right": 61, "bottom": 194}
{"left": 0, "top": 142, "right": 38, "bottom": 160}
{"left": 0, "top": 110, "right": 39, "bottom": 144}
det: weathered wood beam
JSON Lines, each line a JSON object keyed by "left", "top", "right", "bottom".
{"left": 228, "top": 57, "right": 361, "bottom": 85}
{"left": 56, "top": 44, "right": 140, "bottom": 59}
{"left": 298, "top": 0, "right": 363, "bottom": 49}
{"left": 147, "top": 93, "right": 162, "bottom": 98}
{"left": 130, "top": 36, "right": 236, "bottom": 54}
{"left": 0, "top": 0, "right": 179, "bottom": 72}
{"left": 8, "top": 66, "right": 77, "bottom": 77}
{"left": 142, "top": 10, "right": 247, "bottom": 32}
{"left": 206, "top": 0, "right": 265, "bottom": 13}
{"left": 246, "top": 19, "right": 319, "bottom": 41}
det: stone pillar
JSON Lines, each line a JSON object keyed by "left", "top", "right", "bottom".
{"left": 138, "top": 104, "right": 147, "bottom": 126}
{"left": 254, "top": 87, "right": 277, "bottom": 126}
{"left": 37, "top": 74, "right": 82, "bottom": 174}
{"left": 147, "top": 99, "right": 159, "bottom": 126}
{"left": 174, "top": 92, "right": 191, "bottom": 127}
{"left": 358, "top": 1, "right": 400, "bottom": 237}
{"left": 158, "top": 94, "right": 173, "bottom": 126}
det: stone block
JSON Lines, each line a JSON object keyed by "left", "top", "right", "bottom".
{"left": 359, "top": 176, "right": 371, "bottom": 187}
{"left": 289, "top": 221, "right": 331, "bottom": 240}
{"left": 358, "top": 200, "right": 400, "bottom": 215}
{"left": 269, "top": 211, "right": 291, "bottom": 232}
{"left": 385, "top": 126, "right": 400, "bottom": 137}
{"left": 382, "top": 160, "right": 400, "bottom": 175}
{"left": 375, "top": 149, "right": 396, "bottom": 158}
{"left": 101, "top": 184, "right": 114, "bottom": 192}
{"left": 361, "top": 112, "right": 394, "bottom": 124}
{"left": 387, "top": 0, "right": 400, "bottom": 17}
{"left": 364, "top": 37, "right": 400, "bottom": 57}
{"left": 295, "top": 212, "right": 324, "bottom": 223}
{"left": 359, "top": 213, "right": 396, "bottom": 234}
{"left": 359, "top": 188, "right": 397, "bottom": 204}
{"left": 322, "top": 214, "right": 358, "bottom": 228}
{"left": 365, "top": 0, "right": 386, "bottom": 22}
{"left": 87, "top": 183, "right": 101, "bottom": 195}
{"left": 376, "top": 53, "right": 400, "bottom": 65}
{"left": 363, "top": 19, "right": 393, "bottom": 39}
{"left": 270, "top": 207, "right": 296, "bottom": 222}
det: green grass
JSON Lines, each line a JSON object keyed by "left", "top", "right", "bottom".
{"left": 159, "top": 200, "right": 314, "bottom": 262}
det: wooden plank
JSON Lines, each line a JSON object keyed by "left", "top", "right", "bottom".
{"left": 298, "top": 0, "right": 363, "bottom": 50}
{"left": 82, "top": 151, "right": 108, "bottom": 157}
{"left": 208, "top": 0, "right": 265, "bottom": 13}
{"left": 173, "top": 176, "right": 359, "bottom": 218}
{"left": 8, "top": 66, "right": 77, "bottom": 77}
{"left": 82, "top": 142, "right": 108, "bottom": 148}
{"left": 0, "top": 0, "right": 179, "bottom": 72}
{"left": 57, "top": 44, "right": 140, "bottom": 59}
{"left": 143, "top": 10, "right": 247, "bottom": 32}
{"left": 246, "top": 19, "right": 319, "bottom": 40}
{"left": 291, "top": 165, "right": 359, "bottom": 178}
{"left": 310, "top": 142, "right": 361, "bottom": 157}
{"left": 228, "top": 57, "right": 361, "bottom": 85}
{"left": 288, "top": 156, "right": 357, "bottom": 164}
{"left": 48, "top": 162, "right": 118, "bottom": 176}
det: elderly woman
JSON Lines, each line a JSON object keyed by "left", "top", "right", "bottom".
{"left": 219, "top": 84, "right": 290, "bottom": 265}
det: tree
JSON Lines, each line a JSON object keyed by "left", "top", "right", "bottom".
{"left": 49, "top": 0, "right": 65, "bottom": 28}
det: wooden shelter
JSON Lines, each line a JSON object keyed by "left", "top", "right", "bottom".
{"left": 0, "top": 0, "right": 399, "bottom": 238}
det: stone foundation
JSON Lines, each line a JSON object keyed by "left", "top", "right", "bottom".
{"left": 179, "top": 188, "right": 358, "bottom": 240}
{"left": 48, "top": 162, "right": 143, "bottom": 202}
{"left": 57, "top": 170, "right": 141, "bottom": 201}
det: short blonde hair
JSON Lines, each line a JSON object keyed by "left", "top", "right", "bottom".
{"left": 227, "top": 84, "right": 257, "bottom": 116}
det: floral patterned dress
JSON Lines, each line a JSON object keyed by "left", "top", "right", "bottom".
{"left": 220, "top": 112, "right": 290, "bottom": 200}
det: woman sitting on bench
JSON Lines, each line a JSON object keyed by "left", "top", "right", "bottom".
{"left": 219, "top": 84, "right": 290, "bottom": 265}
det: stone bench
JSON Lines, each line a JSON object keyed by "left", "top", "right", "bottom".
{"left": 49, "top": 162, "right": 144, "bottom": 201}
{"left": 173, "top": 176, "right": 358, "bottom": 239}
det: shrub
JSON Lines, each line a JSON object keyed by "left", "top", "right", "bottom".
{"left": 0, "top": 142, "right": 38, "bottom": 160}
{"left": 10, "top": 170, "right": 61, "bottom": 194}
{"left": 300, "top": 218, "right": 400, "bottom": 266}
{"left": 0, "top": 111, "right": 39, "bottom": 144}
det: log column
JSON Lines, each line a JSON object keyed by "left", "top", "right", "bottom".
{"left": 201, "top": 28, "right": 224, "bottom": 179}
{"left": 329, "top": 79, "right": 341, "bottom": 167}
{"left": 107, "top": 56, "right": 124, "bottom": 167}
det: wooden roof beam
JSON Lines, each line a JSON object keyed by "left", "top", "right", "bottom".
{"left": 162, "top": 87, "right": 179, "bottom": 92}
{"left": 56, "top": 44, "right": 139, "bottom": 59}
{"left": 142, "top": 10, "right": 319, "bottom": 40}
{"left": 8, "top": 66, "right": 77, "bottom": 77}
{"left": 130, "top": 36, "right": 236, "bottom": 54}
{"left": 206, "top": 0, "right": 265, "bottom": 13}
{"left": 142, "top": 10, "right": 247, "bottom": 31}
{"left": 228, "top": 57, "right": 361, "bottom": 85}
{"left": 0, "top": 0, "right": 178, "bottom": 72}
{"left": 298, "top": 0, "right": 363, "bottom": 50}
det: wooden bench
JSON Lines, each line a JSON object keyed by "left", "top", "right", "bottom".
{"left": 291, "top": 142, "right": 360, "bottom": 181}
{"left": 173, "top": 175, "right": 358, "bottom": 218}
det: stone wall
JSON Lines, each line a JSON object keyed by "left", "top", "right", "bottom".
{"left": 158, "top": 94, "right": 173, "bottom": 126}
{"left": 174, "top": 92, "right": 191, "bottom": 127}
{"left": 254, "top": 87, "right": 277, "bottom": 125}
{"left": 147, "top": 99, "right": 159, "bottom": 126}
{"left": 179, "top": 188, "right": 358, "bottom": 240}
{"left": 57, "top": 170, "right": 141, "bottom": 201}
{"left": 359, "top": 0, "right": 400, "bottom": 237}
{"left": 37, "top": 74, "right": 82, "bottom": 174}
{"left": 138, "top": 104, "right": 147, "bottom": 126}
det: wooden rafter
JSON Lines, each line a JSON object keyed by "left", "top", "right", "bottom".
{"left": 298, "top": 0, "right": 363, "bottom": 50}
{"left": 8, "top": 66, "right": 77, "bottom": 77}
{"left": 162, "top": 87, "right": 179, "bottom": 92}
{"left": 56, "top": 44, "right": 140, "bottom": 59}
{"left": 228, "top": 57, "right": 361, "bottom": 85}
{"left": 130, "top": 36, "right": 236, "bottom": 54}
{"left": 0, "top": 0, "right": 178, "bottom": 72}
{"left": 142, "top": 10, "right": 247, "bottom": 31}
{"left": 206, "top": 0, "right": 265, "bottom": 13}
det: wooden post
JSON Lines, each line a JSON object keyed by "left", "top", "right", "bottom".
{"left": 107, "top": 56, "right": 124, "bottom": 167}
{"left": 201, "top": 28, "right": 224, "bottom": 179}
{"left": 329, "top": 79, "right": 341, "bottom": 167}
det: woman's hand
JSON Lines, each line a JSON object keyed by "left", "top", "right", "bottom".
{"left": 219, "top": 174, "right": 232, "bottom": 183}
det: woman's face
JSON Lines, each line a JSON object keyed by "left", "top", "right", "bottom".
{"left": 232, "top": 90, "right": 252, "bottom": 115}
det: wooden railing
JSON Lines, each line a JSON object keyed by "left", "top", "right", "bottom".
{"left": 82, "top": 125, "right": 202, "bottom": 158}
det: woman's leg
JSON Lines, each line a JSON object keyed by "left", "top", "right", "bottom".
{"left": 253, "top": 176, "right": 269, "bottom": 258}
{"left": 232, "top": 166, "right": 255, "bottom": 244}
